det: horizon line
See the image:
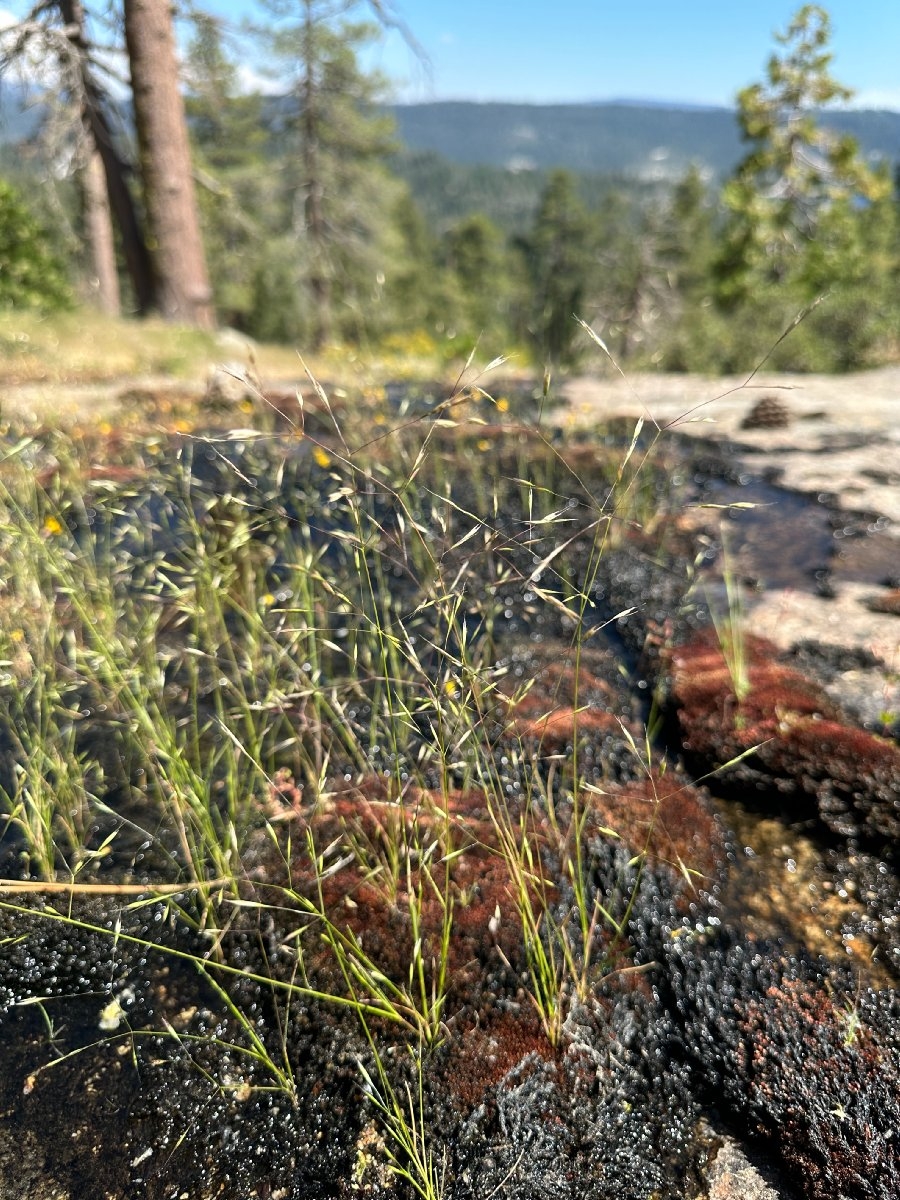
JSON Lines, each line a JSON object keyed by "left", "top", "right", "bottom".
{"left": 389, "top": 95, "right": 900, "bottom": 114}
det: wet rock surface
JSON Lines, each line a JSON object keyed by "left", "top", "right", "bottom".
{"left": 1, "top": 395, "right": 899, "bottom": 1199}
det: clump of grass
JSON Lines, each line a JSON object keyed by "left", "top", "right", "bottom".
{"left": 706, "top": 534, "right": 751, "bottom": 707}
{"left": 358, "top": 1039, "right": 448, "bottom": 1200}
{"left": 0, "top": 310, "right": 221, "bottom": 385}
{"left": 0, "top": 352, "right": 693, "bottom": 1189}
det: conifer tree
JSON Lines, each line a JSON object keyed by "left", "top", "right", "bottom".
{"left": 441, "top": 213, "right": 515, "bottom": 348}
{"left": 124, "top": 0, "right": 214, "bottom": 328}
{"left": 0, "top": 0, "right": 155, "bottom": 312}
{"left": 258, "top": 0, "right": 400, "bottom": 348}
{"left": 522, "top": 170, "right": 592, "bottom": 365}
{"left": 716, "top": 4, "right": 888, "bottom": 308}
{"left": 1, "top": 0, "right": 214, "bottom": 326}
{"left": 184, "top": 14, "right": 271, "bottom": 328}
{"left": 662, "top": 167, "right": 717, "bottom": 307}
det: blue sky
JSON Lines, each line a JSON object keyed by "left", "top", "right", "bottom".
{"left": 196, "top": 0, "right": 900, "bottom": 109}
{"left": 1, "top": 1, "right": 895, "bottom": 109}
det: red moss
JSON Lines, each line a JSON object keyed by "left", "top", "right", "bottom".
{"left": 509, "top": 703, "right": 622, "bottom": 746}
{"left": 501, "top": 659, "right": 626, "bottom": 752}
{"left": 669, "top": 627, "right": 900, "bottom": 841}
{"left": 280, "top": 778, "right": 541, "bottom": 1004}
{"left": 446, "top": 1012, "right": 555, "bottom": 1108}
{"left": 587, "top": 769, "right": 725, "bottom": 888}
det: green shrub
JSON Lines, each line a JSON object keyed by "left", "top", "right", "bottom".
{"left": 659, "top": 283, "right": 900, "bottom": 375}
{"left": 0, "top": 178, "right": 71, "bottom": 311}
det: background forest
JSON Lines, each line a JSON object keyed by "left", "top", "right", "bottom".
{"left": 1, "top": 0, "right": 899, "bottom": 373}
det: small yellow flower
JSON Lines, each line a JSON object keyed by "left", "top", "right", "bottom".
{"left": 496, "top": 397, "right": 510, "bottom": 413}
{"left": 42, "top": 515, "right": 64, "bottom": 536}
{"left": 240, "top": 399, "right": 254, "bottom": 414}
{"left": 443, "top": 678, "right": 458, "bottom": 697}
{"left": 477, "top": 438, "right": 491, "bottom": 452}
{"left": 261, "top": 593, "right": 276, "bottom": 608}
{"left": 313, "top": 446, "right": 332, "bottom": 469}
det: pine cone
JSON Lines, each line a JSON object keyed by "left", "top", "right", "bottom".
{"left": 740, "top": 395, "right": 791, "bottom": 430}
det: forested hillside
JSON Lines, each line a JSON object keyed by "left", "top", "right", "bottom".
{"left": 6, "top": 86, "right": 899, "bottom": 183}
{"left": 389, "top": 100, "right": 900, "bottom": 179}
{"left": 0, "top": 4, "right": 898, "bottom": 372}
{"left": 387, "top": 150, "right": 668, "bottom": 235}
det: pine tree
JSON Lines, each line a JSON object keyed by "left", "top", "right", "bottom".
{"left": 184, "top": 14, "right": 272, "bottom": 328}
{"left": 662, "top": 167, "right": 717, "bottom": 307}
{"left": 185, "top": 14, "right": 268, "bottom": 175}
{"left": 716, "top": 4, "right": 888, "bottom": 308}
{"left": 258, "top": 0, "right": 399, "bottom": 348}
{"left": 383, "top": 191, "right": 445, "bottom": 338}
{"left": 589, "top": 190, "right": 673, "bottom": 361}
{"left": 522, "top": 170, "right": 592, "bottom": 366}
{"left": 124, "top": 0, "right": 214, "bottom": 328}
{"left": 2, "top": 0, "right": 214, "bottom": 326}
{"left": 441, "top": 213, "right": 515, "bottom": 348}
{"left": 1, "top": 0, "right": 156, "bottom": 312}
{"left": 654, "top": 168, "right": 725, "bottom": 370}
{"left": 81, "top": 146, "right": 120, "bottom": 315}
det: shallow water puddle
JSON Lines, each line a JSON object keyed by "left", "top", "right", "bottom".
{"left": 683, "top": 438, "right": 897, "bottom": 595}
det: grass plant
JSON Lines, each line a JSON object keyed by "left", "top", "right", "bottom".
{"left": 0, "top": 309, "right": 452, "bottom": 389}
{"left": 705, "top": 533, "right": 751, "bottom": 707}
{"left": 358, "top": 1038, "right": 448, "bottom": 1200}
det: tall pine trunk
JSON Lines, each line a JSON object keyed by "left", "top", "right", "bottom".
{"left": 302, "top": 0, "right": 330, "bottom": 350}
{"left": 82, "top": 146, "right": 120, "bottom": 315}
{"left": 83, "top": 98, "right": 157, "bottom": 313}
{"left": 59, "top": 0, "right": 156, "bottom": 313}
{"left": 123, "top": 0, "right": 214, "bottom": 328}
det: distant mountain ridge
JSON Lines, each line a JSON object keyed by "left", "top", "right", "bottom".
{"left": 3, "top": 82, "right": 897, "bottom": 205}
{"left": 4, "top": 83, "right": 896, "bottom": 185}
{"left": 389, "top": 100, "right": 900, "bottom": 180}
